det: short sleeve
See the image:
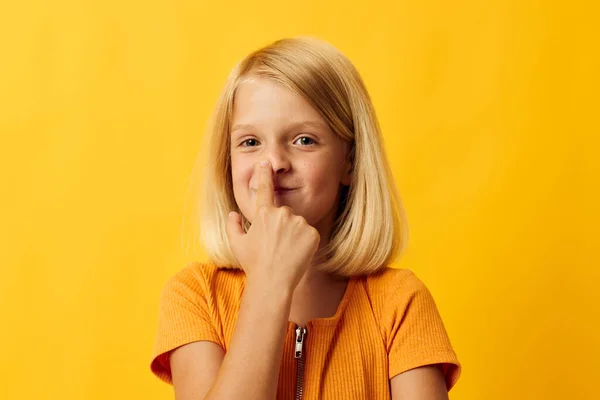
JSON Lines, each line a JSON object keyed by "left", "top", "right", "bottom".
{"left": 150, "top": 264, "right": 223, "bottom": 384}
{"left": 381, "top": 270, "right": 461, "bottom": 391}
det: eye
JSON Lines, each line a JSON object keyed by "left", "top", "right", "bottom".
{"left": 240, "top": 138, "right": 260, "bottom": 147}
{"left": 294, "top": 136, "right": 316, "bottom": 146}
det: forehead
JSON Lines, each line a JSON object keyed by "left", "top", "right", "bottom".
{"left": 231, "top": 76, "right": 327, "bottom": 131}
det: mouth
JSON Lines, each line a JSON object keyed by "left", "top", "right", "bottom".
{"left": 250, "top": 187, "right": 298, "bottom": 196}
{"left": 274, "top": 188, "right": 296, "bottom": 195}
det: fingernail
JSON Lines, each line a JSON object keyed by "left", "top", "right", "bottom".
{"left": 260, "top": 160, "right": 269, "bottom": 167}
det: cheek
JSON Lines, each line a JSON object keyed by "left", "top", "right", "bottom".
{"left": 231, "top": 158, "right": 254, "bottom": 201}
{"left": 305, "top": 158, "right": 340, "bottom": 192}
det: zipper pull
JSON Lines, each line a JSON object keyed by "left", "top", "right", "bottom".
{"left": 295, "top": 326, "right": 307, "bottom": 359}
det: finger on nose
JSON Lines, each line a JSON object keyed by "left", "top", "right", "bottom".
{"left": 255, "top": 160, "right": 274, "bottom": 208}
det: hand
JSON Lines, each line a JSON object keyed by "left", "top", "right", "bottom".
{"left": 226, "top": 160, "right": 320, "bottom": 291}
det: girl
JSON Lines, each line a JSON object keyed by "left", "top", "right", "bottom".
{"left": 150, "top": 36, "right": 461, "bottom": 400}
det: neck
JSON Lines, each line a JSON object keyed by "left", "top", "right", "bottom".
{"left": 295, "top": 237, "right": 344, "bottom": 293}
{"left": 297, "top": 194, "right": 344, "bottom": 289}
{"left": 289, "top": 234, "right": 349, "bottom": 326}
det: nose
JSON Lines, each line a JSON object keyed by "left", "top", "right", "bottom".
{"left": 264, "top": 143, "right": 291, "bottom": 175}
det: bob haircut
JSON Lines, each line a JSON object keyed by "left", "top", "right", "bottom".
{"left": 184, "top": 36, "right": 409, "bottom": 277}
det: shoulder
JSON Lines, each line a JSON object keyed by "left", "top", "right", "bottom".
{"left": 357, "top": 267, "right": 440, "bottom": 332}
{"left": 151, "top": 262, "right": 242, "bottom": 383}
{"left": 159, "top": 261, "right": 244, "bottom": 307}
{"left": 363, "top": 267, "right": 429, "bottom": 300}
{"left": 165, "top": 260, "right": 230, "bottom": 285}
{"left": 365, "top": 268, "right": 461, "bottom": 389}
{"left": 356, "top": 267, "right": 461, "bottom": 390}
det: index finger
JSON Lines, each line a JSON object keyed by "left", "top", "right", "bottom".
{"left": 255, "top": 160, "right": 274, "bottom": 210}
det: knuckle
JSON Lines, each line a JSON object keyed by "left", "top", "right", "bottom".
{"left": 309, "top": 227, "right": 320, "bottom": 240}
{"left": 257, "top": 205, "right": 269, "bottom": 217}
{"left": 294, "top": 215, "right": 306, "bottom": 225}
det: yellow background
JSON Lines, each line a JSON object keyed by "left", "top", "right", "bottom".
{"left": 1, "top": 0, "right": 598, "bottom": 399}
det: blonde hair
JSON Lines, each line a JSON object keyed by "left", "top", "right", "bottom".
{"left": 183, "top": 36, "right": 409, "bottom": 277}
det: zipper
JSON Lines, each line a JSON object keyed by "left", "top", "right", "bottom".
{"left": 294, "top": 326, "right": 307, "bottom": 400}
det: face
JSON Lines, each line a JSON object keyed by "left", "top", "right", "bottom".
{"left": 230, "top": 75, "right": 352, "bottom": 237}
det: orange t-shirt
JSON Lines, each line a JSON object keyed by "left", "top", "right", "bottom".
{"left": 150, "top": 262, "right": 461, "bottom": 399}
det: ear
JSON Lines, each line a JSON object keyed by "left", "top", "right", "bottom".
{"left": 340, "top": 141, "right": 354, "bottom": 186}
{"left": 341, "top": 160, "right": 353, "bottom": 186}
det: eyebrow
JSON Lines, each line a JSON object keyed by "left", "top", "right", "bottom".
{"left": 230, "top": 120, "right": 329, "bottom": 134}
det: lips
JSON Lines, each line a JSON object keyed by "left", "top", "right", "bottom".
{"left": 250, "top": 186, "right": 297, "bottom": 194}
{"left": 274, "top": 187, "right": 296, "bottom": 194}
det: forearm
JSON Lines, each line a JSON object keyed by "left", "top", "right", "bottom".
{"left": 205, "top": 279, "right": 292, "bottom": 400}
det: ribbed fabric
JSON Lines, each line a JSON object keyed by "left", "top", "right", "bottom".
{"left": 150, "top": 262, "right": 461, "bottom": 399}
